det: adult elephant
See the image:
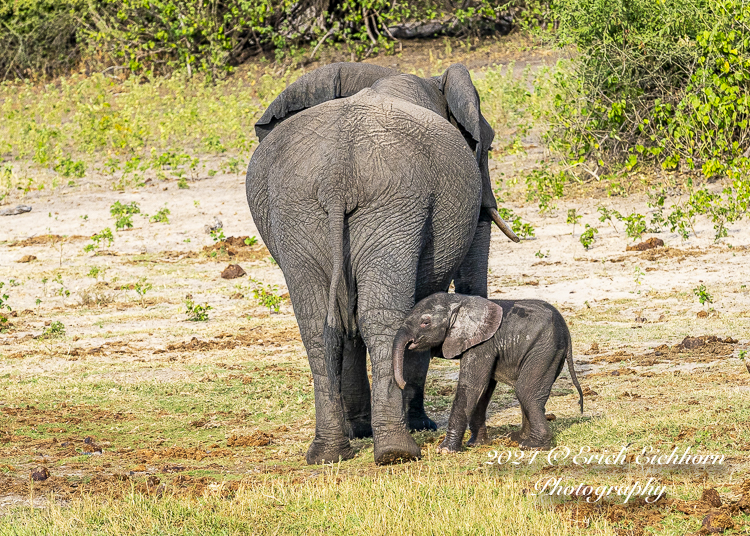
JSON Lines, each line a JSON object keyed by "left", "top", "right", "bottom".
{"left": 246, "top": 62, "right": 518, "bottom": 465}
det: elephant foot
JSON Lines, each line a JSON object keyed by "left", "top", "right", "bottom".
{"left": 467, "top": 427, "right": 490, "bottom": 447}
{"left": 436, "top": 440, "right": 461, "bottom": 454}
{"left": 408, "top": 413, "right": 437, "bottom": 432}
{"left": 373, "top": 428, "right": 421, "bottom": 465}
{"left": 511, "top": 429, "right": 551, "bottom": 450}
{"left": 509, "top": 429, "right": 527, "bottom": 444}
{"left": 518, "top": 438, "right": 551, "bottom": 450}
{"left": 305, "top": 438, "right": 355, "bottom": 465}
{"left": 347, "top": 420, "right": 373, "bottom": 439}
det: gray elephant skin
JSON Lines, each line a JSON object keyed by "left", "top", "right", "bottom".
{"left": 393, "top": 292, "right": 583, "bottom": 452}
{"left": 246, "top": 62, "right": 519, "bottom": 465}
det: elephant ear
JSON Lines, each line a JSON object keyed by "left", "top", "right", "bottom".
{"left": 442, "top": 296, "right": 503, "bottom": 359}
{"left": 255, "top": 62, "right": 398, "bottom": 142}
{"left": 436, "top": 64, "right": 497, "bottom": 211}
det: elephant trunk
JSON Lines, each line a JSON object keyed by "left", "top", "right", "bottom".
{"left": 392, "top": 328, "right": 413, "bottom": 390}
{"left": 488, "top": 208, "right": 521, "bottom": 243}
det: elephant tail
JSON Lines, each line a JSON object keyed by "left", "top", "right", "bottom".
{"left": 566, "top": 333, "right": 584, "bottom": 413}
{"left": 322, "top": 199, "right": 347, "bottom": 433}
{"left": 325, "top": 200, "right": 345, "bottom": 331}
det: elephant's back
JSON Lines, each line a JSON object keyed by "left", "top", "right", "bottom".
{"left": 250, "top": 89, "right": 481, "bottom": 209}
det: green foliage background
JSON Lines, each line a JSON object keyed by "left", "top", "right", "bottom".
{"left": 0, "top": 0, "right": 540, "bottom": 79}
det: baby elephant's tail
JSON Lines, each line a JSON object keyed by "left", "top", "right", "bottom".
{"left": 567, "top": 334, "right": 584, "bottom": 413}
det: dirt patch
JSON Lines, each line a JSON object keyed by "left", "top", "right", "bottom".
{"left": 9, "top": 234, "right": 87, "bottom": 247}
{"left": 227, "top": 431, "right": 272, "bottom": 447}
{"left": 15, "top": 254, "right": 36, "bottom": 263}
{"left": 626, "top": 237, "right": 664, "bottom": 251}
{"left": 202, "top": 236, "right": 270, "bottom": 262}
{"left": 588, "top": 336, "right": 739, "bottom": 366}
{"left": 129, "top": 446, "right": 233, "bottom": 462}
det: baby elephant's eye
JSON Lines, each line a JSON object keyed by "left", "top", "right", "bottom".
{"left": 419, "top": 315, "right": 431, "bottom": 328}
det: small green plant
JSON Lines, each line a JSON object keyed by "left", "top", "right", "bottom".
{"left": 87, "top": 266, "right": 106, "bottom": 280}
{"left": 110, "top": 201, "right": 140, "bottom": 230}
{"left": 244, "top": 236, "right": 258, "bottom": 246}
{"left": 84, "top": 228, "right": 114, "bottom": 253}
{"left": 54, "top": 156, "right": 86, "bottom": 178}
{"left": 115, "top": 214, "right": 133, "bottom": 230}
{"left": 80, "top": 214, "right": 89, "bottom": 221}
{"left": 193, "top": 200, "right": 200, "bottom": 208}
{"left": 110, "top": 201, "right": 140, "bottom": 217}
{"left": 221, "top": 157, "right": 242, "bottom": 174}
{"left": 0, "top": 282, "right": 10, "bottom": 312}
{"left": 134, "top": 277, "right": 153, "bottom": 308}
{"left": 693, "top": 284, "right": 713, "bottom": 307}
{"left": 579, "top": 224, "right": 598, "bottom": 250}
{"left": 39, "top": 320, "right": 65, "bottom": 339}
{"left": 150, "top": 206, "right": 171, "bottom": 223}
{"left": 633, "top": 266, "right": 645, "bottom": 286}
{"left": 210, "top": 229, "right": 226, "bottom": 243}
{"left": 597, "top": 206, "right": 621, "bottom": 231}
{"left": 185, "top": 298, "right": 212, "bottom": 321}
{"left": 534, "top": 249, "right": 549, "bottom": 259}
{"left": 622, "top": 212, "right": 647, "bottom": 241}
{"left": 177, "top": 176, "right": 189, "bottom": 189}
{"left": 566, "top": 209, "right": 582, "bottom": 234}
{"left": 250, "top": 278, "right": 283, "bottom": 313}
{"left": 52, "top": 274, "right": 71, "bottom": 303}
{"left": 739, "top": 350, "right": 747, "bottom": 360}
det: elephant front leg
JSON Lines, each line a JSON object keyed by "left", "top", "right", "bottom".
{"left": 341, "top": 335, "right": 372, "bottom": 438}
{"left": 438, "top": 349, "right": 495, "bottom": 453}
{"left": 467, "top": 379, "right": 497, "bottom": 446}
{"left": 364, "top": 332, "right": 422, "bottom": 465}
{"left": 401, "top": 349, "right": 437, "bottom": 431}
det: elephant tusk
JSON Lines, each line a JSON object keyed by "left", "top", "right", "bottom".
{"left": 489, "top": 208, "right": 521, "bottom": 243}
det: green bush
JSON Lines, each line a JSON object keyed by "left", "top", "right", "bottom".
{"left": 549, "top": 0, "right": 750, "bottom": 180}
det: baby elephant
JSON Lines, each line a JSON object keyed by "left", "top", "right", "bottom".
{"left": 393, "top": 292, "right": 583, "bottom": 452}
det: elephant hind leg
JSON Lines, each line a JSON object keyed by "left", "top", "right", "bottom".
{"left": 287, "top": 268, "right": 354, "bottom": 465}
{"left": 341, "top": 335, "right": 372, "bottom": 438}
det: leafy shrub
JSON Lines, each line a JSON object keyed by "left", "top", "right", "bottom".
{"left": 185, "top": 298, "right": 212, "bottom": 321}
{"left": 693, "top": 284, "right": 713, "bottom": 307}
{"left": 549, "top": 0, "right": 750, "bottom": 181}
{"left": 249, "top": 278, "right": 283, "bottom": 313}
{"left": 134, "top": 277, "right": 152, "bottom": 308}
{"left": 579, "top": 224, "right": 598, "bottom": 249}
{"left": 83, "top": 228, "right": 114, "bottom": 253}
{"left": 150, "top": 206, "right": 171, "bottom": 224}
{"left": 39, "top": 320, "right": 66, "bottom": 339}
{"left": 54, "top": 156, "right": 86, "bottom": 178}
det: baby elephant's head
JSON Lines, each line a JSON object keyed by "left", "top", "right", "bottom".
{"left": 393, "top": 293, "right": 503, "bottom": 389}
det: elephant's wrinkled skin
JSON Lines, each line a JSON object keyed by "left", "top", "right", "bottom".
{"left": 393, "top": 293, "right": 584, "bottom": 452}
{"left": 246, "top": 63, "right": 518, "bottom": 466}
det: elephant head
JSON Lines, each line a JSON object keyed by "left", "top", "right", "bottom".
{"left": 393, "top": 293, "right": 503, "bottom": 389}
{"left": 255, "top": 62, "right": 519, "bottom": 243}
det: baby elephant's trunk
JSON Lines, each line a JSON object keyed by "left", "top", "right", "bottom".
{"left": 392, "top": 328, "right": 413, "bottom": 390}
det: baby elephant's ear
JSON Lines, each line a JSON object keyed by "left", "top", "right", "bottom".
{"left": 442, "top": 296, "right": 503, "bottom": 359}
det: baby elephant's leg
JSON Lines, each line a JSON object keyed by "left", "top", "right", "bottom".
{"left": 512, "top": 350, "right": 563, "bottom": 449}
{"left": 467, "top": 379, "right": 497, "bottom": 446}
{"left": 438, "top": 349, "right": 495, "bottom": 453}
